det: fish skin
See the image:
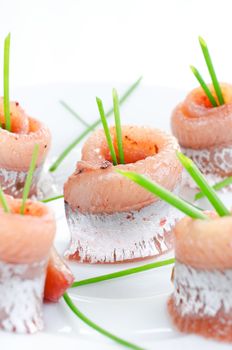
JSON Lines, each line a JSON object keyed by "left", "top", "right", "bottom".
{"left": 168, "top": 297, "right": 232, "bottom": 342}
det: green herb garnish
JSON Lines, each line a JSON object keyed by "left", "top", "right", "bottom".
{"left": 116, "top": 170, "right": 208, "bottom": 219}
{"left": 63, "top": 292, "right": 144, "bottom": 350}
{"left": 195, "top": 176, "right": 232, "bottom": 200}
{"left": 190, "top": 65, "right": 217, "bottom": 107}
{"left": 0, "top": 187, "right": 10, "bottom": 213}
{"left": 69, "top": 259, "right": 174, "bottom": 348}
{"left": 41, "top": 194, "right": 202, "bottom": 211}
{"left": 198, "top": 36, "right": 224, "bottom": 105}
{"left": 177, "top": 152, "right": 230, "bottom": 216}
{"left": 113, "top": 88, "right": 125, "bottom": 164}
{"left": 20, "top": 144, "right": 39, "bottom": 214}
{"left": 3, "top": 33, "right": 11, "bottom": 132}
{"left": 72, "top": 257, "right": 174, "bottom": 288}
{"left": 60, "top": 100, "right": 90, "bottom": 128}
{"left": 49, "top": 76, "right": 142, "bottom": 172}
{"left": 41, "top": 194, "right": 64, "bottom": 203}
{"left": 96, "top": 97, "right": 118, "bottom": 165}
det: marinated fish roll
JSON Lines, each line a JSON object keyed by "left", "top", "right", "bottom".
{"left": 64, "top": 125, "right": 182, "bottom": 263}
{"left": 171, "top": 83, "right": 232, "bottom": 187}
{"left": 0, "top": 196, "right": 55, "bottom": 333}
{"left": 0, "top": 99, "right": 51, "bottom": 197}
{"left": 168, "top": 213, "right": 232, "bottom": 341}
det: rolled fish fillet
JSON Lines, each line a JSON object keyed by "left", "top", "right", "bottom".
{"left": 64, "top": 125, "right": 182, "bottom": 263}
{"left": 168, "top": 213, "right": 232, "bottom": 342}
{"left": 0, "top": 99, "right": 51, "bottom": 197}
{"left": 0, "top": 196, "right": 55, "bottom": 333}
{"left": 171, "top": 83, "right": 232, "bottom": 187}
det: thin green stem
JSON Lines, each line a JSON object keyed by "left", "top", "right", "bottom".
{"left": 117, "top": 170, "right": 208, "bottom": 220}
{"left": 198, "top": 36, "right": 224, "bottom": 105}
{"left": 177, "top": 152, "right": 230, "bottom": 216}
{"left": 60, "top": 100, "right": 90, "bottom": 128}
{"left": 183, "top": 198, "right": 203, "bottom": 211}
{"left": 63, "top": 292, "right": 144, "bottom": 350}
{"left": 72, "top": 258, "right": 174, "bottom": 288}
{"left": 4, "top": 33, "right": 11, "bottom": 132}
{"left": 96, "top": 97, "right": 118, "bottom": 165}
{"left": 41, "top": 194, "right": 64, "bottom": 203}
{"left": 0, "top": 188, "right": 10, "bottom": 213}
{"left": 195, "top": 176, "right": 232, "bottom": 200}
{"left": 49, "top": 76, "right": 142, "bottom": 172}
{"left": 113, "top": 88, "right": 124, "bottom": 164}
{"left": 190, "top": 65, "right": 217, "bottom": 107}
{"left": 20, "top": 144, "right": 39, "bottom": 214}
{"left": 49, "top": 124, "right": 97, "bottom": 172}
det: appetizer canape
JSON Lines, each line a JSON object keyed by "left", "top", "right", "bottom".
{"left": 0, "top": 145, "right": 74, "bottom": 333}
{"left": 0, "top": 195, "right": 56, "bottom": 333}
{"left": 0, "top": 100, "right": 51, "bottom": 198}
{"left": 119, "top": 152, "right": 232, "bottom": 342}
{"left": 168, "top": 212, "right": 232, "bottom": 342}
{"left": 64, "top": 90, "right": 182, "bottom": 263}
{"left": 0, "top": 34, "right": 51, "bottom": 198}
{"left": 171, "top": 37, "right": 232, "bottom": 188}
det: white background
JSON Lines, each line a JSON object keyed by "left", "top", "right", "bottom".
{"left": 0, "top": 0, "right": 232, "bottom": 89}
{"left": 1, "top": 2, "right": 232, "bottom": 349}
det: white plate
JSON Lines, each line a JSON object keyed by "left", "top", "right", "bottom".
{"left": 1, "top": 82, "right": 232, "bottom": 350}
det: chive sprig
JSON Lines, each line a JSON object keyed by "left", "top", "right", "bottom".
{"left": 0, "top": 144, "right": 39, "bottom": 214}
{"left": 113, "top": 88, "right": 125, "bottom": 164}
{"left": 49, "top": 76, "right": 142, "bottom": 172}
{"left": 72, "top": 258, "right": 174, "bottom": 288}
{"left": 96, "top": 97, "right": 118, "bottom": 165}
{"left": 60, "top": 100, "right": 90, "bottom": 128}
{"left": 20, "top": 144, "right": 39, "bottom": 214}
{"left": 191, "top": 36, "right": 224, "bottom": 107}
{"left": 96, "top": 88, "right": 125, "bottom": 166}
{"left": 67, "top": 259, "right": 174, "bottom": 349}
{"left": 41, "top": 194, "right": 64, "bottom": 203}
{"left": 195, "top": 176, "right": 232, "bottom": 200}
{"left": 198, "top": 36, "right": 224, "bottom": 105}
{"left": 177, "top": 152, "right": 230, "bottom": 216}
{"left": 190, "top": 65, "right": 217, "bottom": 107}
{"left": 0, "top": 187, "right": 10, "bottom": 213}
{"left": 116, "top": 170, "right": 208, "bottom": 220}
{"left": 63, "top": 292, "right": 144, "bottom": 350}
{"left": 3, "top": 33, "right": 11, "bottom": 132}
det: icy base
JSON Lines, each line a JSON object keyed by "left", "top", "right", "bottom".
{"left": 182, "top": 145, "right": 232, "bottom": 191}
{"left": 65, "top": 200, "right": 183, "bottom": 263}
{"left": 0, "top": 260, "right": 46, "bottom": 334}
{"left": 0, "top": 160, "right": 61, "bottom": 201}
{"left": 0, "top": 166, "right": 42, "bottom": 198}
{"left": 173, "top": 261, "right": 232, "bottom": 317}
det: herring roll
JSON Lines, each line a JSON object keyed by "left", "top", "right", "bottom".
{"left": 0, "top": 196, "right": 55, "bottom": 333}
{"left": 171, "top": 83, "right": 232, "bottom": 186}
{"left": 64, "top": 125, "right": 182, "bottom": 263}
{"left": 0, "top": 99, "right": 51, "bottom": 197}
{"left": 168, "top": 213, "right": 232, "bottom": 342}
